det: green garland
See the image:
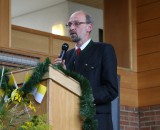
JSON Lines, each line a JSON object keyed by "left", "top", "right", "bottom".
{"left": 0, "top": 58, "right": 97, "bottom": 130}
{"left": 19, "top": 57, "right": 51, "bottom": 94}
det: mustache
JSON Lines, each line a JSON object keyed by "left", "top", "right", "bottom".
{"left": 69, "top": 31, "right": 77, "bottom": 35}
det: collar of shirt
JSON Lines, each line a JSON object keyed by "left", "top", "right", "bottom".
{"left": 75, "top": 39, "right": 91, "bottom": 51}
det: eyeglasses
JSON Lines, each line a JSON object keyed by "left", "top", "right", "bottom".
{"left": 66, "top": 21, "right": 90, "bottom": 27}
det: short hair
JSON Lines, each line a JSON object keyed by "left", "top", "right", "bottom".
{"left": 85, "top": 13, "right": 94, "bottom": 24}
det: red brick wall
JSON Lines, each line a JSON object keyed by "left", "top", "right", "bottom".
{"left": 120, "top": 105, "right": 139, "bottom": 130}
{"left": 139, "top": 105, "right": 160, "bottom": 130}
{"left": 120, "top": 105, "right": 160, "bottom": 130}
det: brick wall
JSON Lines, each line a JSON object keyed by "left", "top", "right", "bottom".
{"left": 139, "top": 105, "right": 160, "bottom": 130}
{"left": 120, "top": 104, "right": 160, "bottom": 130}
{"left": 120, "top": 105, "right": 139, "bottom": 130}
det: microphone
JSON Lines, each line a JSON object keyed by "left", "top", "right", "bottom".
{"left": 59, "top": 43, "right": 69, "bottom": 59}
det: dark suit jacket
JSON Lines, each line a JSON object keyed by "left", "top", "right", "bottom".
{"left": 64, "top": 40, "right": 118, "bottom": 130}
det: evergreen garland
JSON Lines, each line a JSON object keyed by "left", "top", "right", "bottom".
{"left": 20, "top": 57, "right": 51, "bottom": 94}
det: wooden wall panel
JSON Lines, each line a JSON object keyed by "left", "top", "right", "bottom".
{"left": 68, "top": 0, "right": 103, "bottom": 9}
{"left": 138, "top": 68, "right": 160, "bottom": 89}
{"left": 137, "top": 0, "right": 160, "bottom": 107}
{"left": 137, "top": 0, "right": 160, "bottom": 6}
{"left": 11, "top": 25, "right": 74, "bottom": 58}
{"left": 0, "top": 0, "right": 10, "bottom": 47}
{"left": 138, "top": 52, "right": 160, "bottom": 71}
{"left": 12, "top": 30, "right": 50, "bottom": 54}
{"left": 138, "top": 86, "right": 160, "bottom": 106}
{"left": 104, "top": 0, "right": 130, "bottom": 68}
{"left": 137, "top": 18, "right": 160, "bottom": 39}
{"left": 137, "top": 35, "right": 160, "bottom": 55}
{"left": 118, "top": 68, "right": 138, "bottom": 89}
{"left": 120, "top": 88, "right": 138, "bottom": 107}
{"left": 118, "top": 67, "right": 138, "bottom": 107}
{"left": 130, "top": 0, "right": 138, "bottom": 71}
{"left": 137, "top": 1, "right": 160, "bottom": 23}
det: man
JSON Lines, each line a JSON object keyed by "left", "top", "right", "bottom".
{"left": 54, "top": 10, "right": 118, "bottom": 130}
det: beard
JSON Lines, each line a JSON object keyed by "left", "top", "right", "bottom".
{"left": 70, "top": 32, "right": 81, "bottom": 42}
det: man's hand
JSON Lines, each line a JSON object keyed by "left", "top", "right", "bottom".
{"left": 54, "top": 58, "right": 66, "bottom": 69}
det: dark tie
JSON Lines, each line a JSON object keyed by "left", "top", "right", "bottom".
{"left": 76, "top": 48, "right": 81, "bottom": 56}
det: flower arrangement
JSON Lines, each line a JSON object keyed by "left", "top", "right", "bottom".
{"left": 0, "top": 57, "right": 97, "bottom": 130}
{"left": 0, "top": 58, "right": 52, "bottom": 130}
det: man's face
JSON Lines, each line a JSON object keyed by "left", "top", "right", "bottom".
{"left": 67, "top": 12, "right": 91, "bottom": 43}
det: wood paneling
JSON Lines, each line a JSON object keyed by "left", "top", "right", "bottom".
{"left": 118, "top": 67, "right": 138, "bottom": 89}
{"left": 130, "top": 0, "right": 138, "bottom": 71}
{"left": 137, "top": 0, "right": 160, "bottom": 108}
{"left": 137, "top": 0, "right": 160, "bottom": 6}
{"left": 118, "top": 68, "right": 138, "bottom": 107}
{"left": 12, "top": 30, "right": 50, "bottom": 54}
{"left": 11, "top": 25, "right": 74, "bottom": 57}
{"left": 0, "top": 0, "right": 10, "bottom": 47}
{"left": 138, "top": 86, "right": 160, "bottom": 106}
{"left": 137, "top": 18, "right": 160, "bottom": 39}
{"left": 68, "top": 0, "right": 103, "bottom": 9}
{"left": 137, "top": 1, "right": 160, "bottom": 23}
{"left": 138, "top": 52, "right": 160, "bottom": 71}
{"left": 137, "top": 35, "right": 160, "bottom": 55}
{"left": 104, "top": 0, "right": 130, "bottom": 68}
{"left": 138, "top": 68, "right": 160, "bottom": 89}
{"left": 120, "top": 87, "right": 138, "bottom": 107}
{"left": 119, "top": 68, "right": 160, "bottom": 107}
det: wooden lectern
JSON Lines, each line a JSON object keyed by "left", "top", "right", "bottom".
{"left": 11, "top": 65, "right": 82, "bottom": 130}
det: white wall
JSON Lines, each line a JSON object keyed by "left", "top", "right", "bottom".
{"left": 12, "top": 1, "right": 69, "bottom": 35}
{"left": 12, "top": 1, "right": 103, "bottom": 42}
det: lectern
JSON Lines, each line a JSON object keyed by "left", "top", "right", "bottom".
{"left": 11, "top": 66, "right": 82, "bottom": 130}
